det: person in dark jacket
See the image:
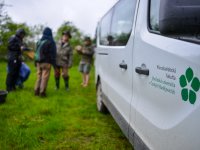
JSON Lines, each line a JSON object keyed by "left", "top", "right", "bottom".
{"left": 76, "top": 37, "right": 94, "bottom": 87}
{"left": 54, "top": 31, "right": 73, "bottom": 90}
{"left": 6, "top": 28, "right": 26, "bottom": 92}
{"left": 34, "top": 27, "right": 56, "bottom": 97}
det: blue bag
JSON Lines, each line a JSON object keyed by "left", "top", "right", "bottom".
{"left": 7, "top": 62, "right": 31, "bottom": 86}
{"left": 16, "top": 62, "right": 31, "bottom": 85}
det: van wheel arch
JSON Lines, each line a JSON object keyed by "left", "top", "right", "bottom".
{"left": 96, "top": 79, "right": 108, "bottom": 114}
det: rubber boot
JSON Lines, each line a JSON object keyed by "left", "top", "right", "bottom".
{"left": 34, "top": 88, "right": 40, "bottom": 96}
{"left": 40, "top": 92, "right": 46, "bottom": 98}
{"left": 64, "top": 76, "right": 69, "bottom": 91}
{"left": 55, "top": 77, "right": 60, "bottom": 90}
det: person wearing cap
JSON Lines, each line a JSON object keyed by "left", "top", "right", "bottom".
{"left": 34, "top": 27, "right": 56, "bottom": 97}
{"left": 54, "top": 31, "right": 73, "bottom": 90}
{"left": 6, "top": 28, "right": 27, "bottom": 92}
{"left": 76, "top": 36, "right": 94, "bottom": 87}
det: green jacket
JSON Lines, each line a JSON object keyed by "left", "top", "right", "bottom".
{"left": 56, "top": 41, "right": 73, "bottom": 67}
{"left": 78, "top": 45, "right": 94, "bottom": 64}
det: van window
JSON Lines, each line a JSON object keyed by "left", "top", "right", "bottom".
{"left": 149, "top": 0, "right": 160, "bottom": 32}
{"left": 149, "top": 0, "right": 200, "bottom": 44}
{"left": 100, "top": 10, "right": 113, "bottom": 46}
{"left": 110, "top": 0, "right": 136, "bottom": 46}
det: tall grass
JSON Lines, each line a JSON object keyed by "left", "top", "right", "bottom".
{"left": 0, "top": 62, "right": 132, "bottom": 150}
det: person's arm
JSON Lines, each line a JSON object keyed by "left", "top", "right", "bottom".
{"left": 51, "top": 42, "right": 57, "bottom": 66}
{"left": 82, "top": 47, "right": 94, "bottom": 56}
{"left": 68, "top": 46, "right": 73, "bottom": 68}
{"left": 21, "top": 43, "right": 32, "bottom": 51}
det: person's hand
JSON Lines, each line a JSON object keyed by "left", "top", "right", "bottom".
{"left": 75, "top": 45, "right": 82, "bottom": 52}
{"left": 21, "top": 46, "right": 25, "bottom": 51}
{"left": 82, "top": 49, "right": 87, "bottom": 53}
{"left": 21, "top": 46, "right": 32, "bottom": 51}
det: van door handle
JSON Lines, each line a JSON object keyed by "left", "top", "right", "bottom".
{"left": 119, "top": 63, "right": 128, "bottom": 70}
{"left": 135, "top": 67, "right": 149, "bottom": 76}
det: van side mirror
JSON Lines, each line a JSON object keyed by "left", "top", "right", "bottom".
{"left": 159, "top": 0, "right": 200, "bottom": 35}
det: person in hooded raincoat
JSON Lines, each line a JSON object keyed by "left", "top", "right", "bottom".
{"left": 6, "top": 28, "right": 27, "bottom": 92}
{"left": 34, "top": 27, "right": 56, "bottom": 97}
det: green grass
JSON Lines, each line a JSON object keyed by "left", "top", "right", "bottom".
{"left": 0, "top": 62, "right": 132, "bottom": 150}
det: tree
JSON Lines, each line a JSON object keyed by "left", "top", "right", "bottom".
{"left": 0, "top": 0, "right": 8, "bottom": 20}
{"left": 29, "top": 24, "right": 45, "bottom": 42}
{"left": 27, "top": 24, "right": 45, "bottom": 50}
{"left": 0, "top": 1, "right": 33, "bottom": 57}
{"left": 0, "top": 17, "right": 31, "bottom": 55}
{"left": 0, "top": 0, "right": 7, "bottom": 45}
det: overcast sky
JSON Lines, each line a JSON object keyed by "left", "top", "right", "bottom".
{"left": 5, "top": 0, "right": 118, "bottom": 37}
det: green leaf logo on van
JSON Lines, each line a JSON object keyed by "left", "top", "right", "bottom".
{"left": 179, "top": 67, "right": 200, "bottom": 104}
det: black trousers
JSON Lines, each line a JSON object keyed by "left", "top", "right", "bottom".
{"left": 6, "top": 59, "right": 21, "bottom": 91}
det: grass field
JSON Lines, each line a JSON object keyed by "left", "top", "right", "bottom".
{"left": 0, "top": 62, "right": 132, "bottom": 150}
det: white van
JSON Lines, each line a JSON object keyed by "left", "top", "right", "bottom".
{"left": 95, "top": 0, "right": 200, "bottom": 149}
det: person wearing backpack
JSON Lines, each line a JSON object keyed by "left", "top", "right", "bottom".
{"left": 34, "top": 27, "right": 56, "bottom": 97}
{"left": 54, "top": 31, "right": 73, "bottom": 91}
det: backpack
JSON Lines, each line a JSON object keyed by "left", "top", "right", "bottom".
{"left": 34, "top": 39, "right": 48, "bottom": 61}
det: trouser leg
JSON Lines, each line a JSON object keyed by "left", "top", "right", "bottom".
{"left": 6, "top": 71, "right": 13, "bottom": 92}
{"left": 6, "top": 59, "right": 21, "bottom": 92}
{"left": 40, "top": 63, "right": 51, "bottom": 96}
{"left": 54, "top": 67, "right": 61, "bottom": 89}
{"left": 62, "top": 67, "right": 69, "bottom": 90}
{"left": 34, "top": 63, "right": 42, "bottom": 96}
{"left": 55, "top": 77, "right": 60, "bottom": 89}
{"left": 63, "top": 76, "right": 69, "bottom": 90}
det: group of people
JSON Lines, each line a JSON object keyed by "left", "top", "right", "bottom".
{"left": 6, "top": 27, "right": 94, "bottom": 97}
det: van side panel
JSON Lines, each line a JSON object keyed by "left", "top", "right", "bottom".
{"left": 130, "top": 0, "right": 200, "bottom": 149}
